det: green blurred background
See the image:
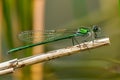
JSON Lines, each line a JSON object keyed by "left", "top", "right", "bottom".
{"left": 0, "top": 0, "right": 120, "bottom": 80}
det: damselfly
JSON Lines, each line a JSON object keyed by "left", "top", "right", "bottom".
{"left": 8, "top": 25, "right": 101, "bottom": 54}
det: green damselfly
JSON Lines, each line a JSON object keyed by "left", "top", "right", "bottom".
{"left": 8, "top": 25, "right": 101, "bottom": 54}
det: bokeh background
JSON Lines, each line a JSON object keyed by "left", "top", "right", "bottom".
{"left": 0, "top": 0, "right": 120, "bottom": 80}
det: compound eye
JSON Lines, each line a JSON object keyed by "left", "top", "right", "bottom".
{"left": 93, "top": 25, "right": 100, "bottom": 32}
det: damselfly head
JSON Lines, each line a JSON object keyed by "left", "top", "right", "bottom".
{"left": 92, "top": 25, "right": 101, "bottom": 32}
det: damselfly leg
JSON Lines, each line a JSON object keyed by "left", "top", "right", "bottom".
{"left": 71, "top": 37, "right": 81, "bottom": 48}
